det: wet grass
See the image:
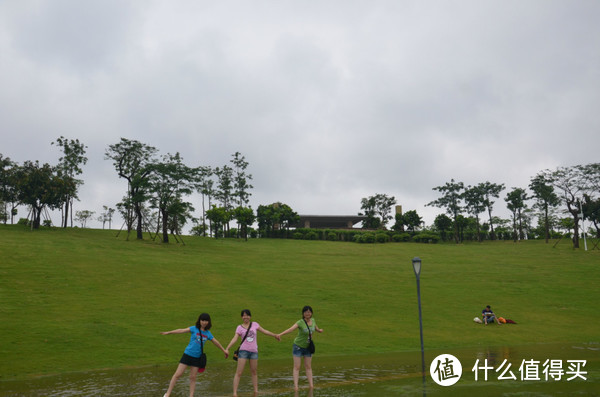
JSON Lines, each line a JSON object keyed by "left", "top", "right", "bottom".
{"left": 0, "top": 225, "right": 598, "bottom": 381}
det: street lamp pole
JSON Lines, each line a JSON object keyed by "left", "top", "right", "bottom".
{"left": 412, "top": 257, "right": 426, "bottom": 392}
{"left": 579, "top": 199, "right": 588, "bottom": 251}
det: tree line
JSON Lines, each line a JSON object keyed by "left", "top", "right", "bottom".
{"left": 357, "top": 163, "right": 600, "bottom": 248}
{"left": 2, "top": 138, "right": 599, "bottom": 248}
{"left": 104, "top": 138, "right": 256, "bottom": 242}
{"left": 1, "top": 138, "right": 289, "bottom": 242}
{"left": 0, "top": 137, "right": 87, "bottom": 229}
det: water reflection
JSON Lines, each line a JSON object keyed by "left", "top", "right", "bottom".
{"left": 0, "top": 344, "right": 597, "bottom": 396}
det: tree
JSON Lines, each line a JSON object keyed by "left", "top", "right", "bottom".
{"left": 206, "top": 205, "right": 231, "bottom": 238}
{"left": 463, "top": 185, "right": 487, "bottom": 242}
{"left": 231, "top": 152, "right": 254, "bottom": 238}
{"left": 194, "top": 166, "right": 213, "bottom": 237}
{"left": 529, "top": 174, "right": 560, "bottom": 243}
{"left": 214, "top": 165, "right": 234, "bottom": 234}
{"left": 14, "top": 161, "right": 62, "bottom": 229}
{"left": 148, "top": 152, "right": 197, "bottom": 243}
{"left": 505, "top": 187, "right": 528, "bottom": 242}
{"left": 584, "top": 163, "right": 600, "bottom": 194}
{"left": 541, "top": 165, "right": 589, "bottom": 248}
{"left": 477, "top": 182, "right": 505, "bottom": 240}
{"left": 233, "top": 206, "right": 255, "bottom": 241}
{"left": 75, "top": 210, "right": 95, "bottom": 228}
{"left": 116, "top": 196, "right": 135, "bottom": 233}
{"left": 52, "top": 136, "right": 88, "bottom": 228}
{"left": 105, "top": 138, "right": 158, "bottom": 240}
{"left": 231, "top": 152, "right": 253, "bottom": 208}
{"left": 0, "top": 155, "right": 19, "bottom": 224}
{"left": 214, "top": 165, "right": 234, "bottom": 210}
{"left": 427, "top": 179, "right": 464, "bottom": 243}
{"left": 278, "top": 203, "right": 300, "bottom": 232}
{"left": 166, "top": 199, "right": 195, "bottom": 238}
{"left": 359, "top": 194, "right": 396, "bottom": 229}
{"left": 98, "top": 206, "right": 115, "bottom": 230}
{"left": 581, "top": 163, "right": 600, "bottom": 238}
{"left": 433, "top": 214, "right": 453, "bottom": 241}
{"left": 582, "top": 194, "right": 600, "bottom": 238}
{"left": 256, "top": 202, "right": 299, "bottom": 237}
{"left": 359, "top": 196, "right": 380, "bottom": 229}
{"left": 401, "top": 210, "right": 423, "bottom": 233}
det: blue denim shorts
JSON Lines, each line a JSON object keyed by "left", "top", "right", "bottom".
{"left": 293, "top": 344, "right": 312, "bottom": 358}
{"left": 237, "top": 350, "right": 258, "bottom": 360}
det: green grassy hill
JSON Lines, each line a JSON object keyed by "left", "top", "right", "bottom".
{"left": 1, "top": 225, "right": 598, "bottom": 381}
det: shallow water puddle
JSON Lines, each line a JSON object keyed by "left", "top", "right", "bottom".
{"left": 1, "top": 343, "right": 598, "bottom": 396}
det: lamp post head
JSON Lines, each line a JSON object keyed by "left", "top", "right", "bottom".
{"left": 412, "top": 257, "right": 422, "bottom": 277}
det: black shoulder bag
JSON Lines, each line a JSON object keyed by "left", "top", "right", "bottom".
{"left": 233, "top": 322, "right": 252, "bottom": 361}
{"left": 303, "top": 319, "right": 315, "bottom": 354}
{"left": 198, "top": 330, "right": 207, "bottom": 368}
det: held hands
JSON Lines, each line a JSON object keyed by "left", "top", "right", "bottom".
{"left": 274, "top": 334, "right": 281, "bottom": 341}
{"left": 224, "top": 349, "right": 229, "bottom": 359}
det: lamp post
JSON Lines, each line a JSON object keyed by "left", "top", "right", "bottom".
{"left": 579, "top": 199, "right": 588, "bottom": 251}
{"left": 412, "top": 257, "right": 426, "bottom": 393}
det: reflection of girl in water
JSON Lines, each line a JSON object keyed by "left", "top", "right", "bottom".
{"left": 161, "top": 313, "right": 228, "bottom": 397}
{"left": 225, "top": 309, "right": 280, "bottom": 396}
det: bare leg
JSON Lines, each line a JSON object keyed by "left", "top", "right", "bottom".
{"left": 292, "top": 356, "right": 302, "bottom": 390}
{"left": 188, "top": 366, "right": 199, "bottom": 397}
{"left": 165, "top": 363, "right": 187, "bottom": 397}
{"left": 304, "top": 356, "right": 314, "bottom": 389}
{"left": 233, "top": 358, "right": 247, "bottom": 396}
{"left": 249, "top": 358, "right": 259, "bottom": 394}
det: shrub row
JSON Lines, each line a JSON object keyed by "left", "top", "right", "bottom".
{"left": 289, "top": 228, "right": 441, "bottom": 244}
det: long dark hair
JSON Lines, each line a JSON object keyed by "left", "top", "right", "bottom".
{"left": 196, "top": 313, "right": 212, "bottom": 331}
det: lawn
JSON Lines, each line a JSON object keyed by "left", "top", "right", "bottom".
{"left": 0, "top": 225, "right": 598, "bottom": 381}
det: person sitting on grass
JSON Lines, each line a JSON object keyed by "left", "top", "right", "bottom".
{"left": 482, "top": 305, "right": 501, "bottom": 325}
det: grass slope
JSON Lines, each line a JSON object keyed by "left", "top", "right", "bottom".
{"left": 1, "top": 225, "right": 598, "bottom": 381}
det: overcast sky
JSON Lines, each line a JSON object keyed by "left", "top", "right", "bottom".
{"left": 1, "top": 1, "right": 599, "bottom": 230}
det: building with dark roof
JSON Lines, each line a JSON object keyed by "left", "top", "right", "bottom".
{"left": 292, "top": 215, "right": 367, "bottom": 229}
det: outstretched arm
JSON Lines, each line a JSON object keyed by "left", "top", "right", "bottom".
{"left": 225, "top": 333, "right": 240, "bottom": 351}
{"left": 258, "top": 326, "right": 281, "bottom": 341}
{"left": 211, "top": 337, "right": 229, "bottom": 358}
{"left": 277, "top": 323, "right": 299, "bottom": 338}
{"left": 161, "top": 327, "right": 191, "bottom": 335}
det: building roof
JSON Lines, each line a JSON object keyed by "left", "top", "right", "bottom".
{"left": 292, "top": 215, "right": 367, "bottom": 229}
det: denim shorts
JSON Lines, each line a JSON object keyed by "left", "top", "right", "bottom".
{"left": 237, "top": 350, "right": 258, "bottom": 360}
{"left": 293, "top": 344, "right": 312, "bottom": 358}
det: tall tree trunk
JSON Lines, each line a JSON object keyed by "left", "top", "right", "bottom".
{"left": 567, "top": 202, "right": 580, "bottom": 248}
{"left": 162, "top": 209, "right": 169, "bottom": 243}
{"left": 544, "top": 205, "right": 550, "bottom": 243}
{"left": 135, "top": 203, "right": 143, "bottom": 240}
{"left": 63, "top": 199, "right": 69, "bottom": 228}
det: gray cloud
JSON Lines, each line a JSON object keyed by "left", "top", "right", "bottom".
{"left": 1, "top": 1, "right": 598, "bottom": 228}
